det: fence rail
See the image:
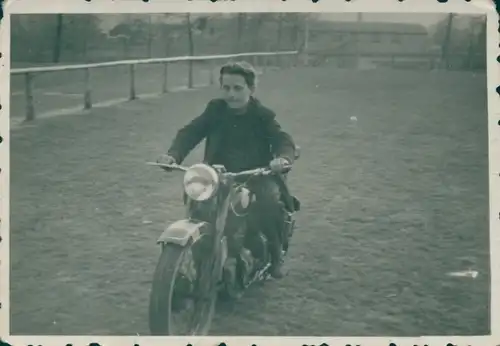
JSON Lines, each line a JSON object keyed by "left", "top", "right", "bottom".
{"left": 11, "top": 50, "right": 299, "bottom": 122}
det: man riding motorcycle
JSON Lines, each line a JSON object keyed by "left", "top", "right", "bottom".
{"left": 157, "top": 61, "right": 297, "bottom": 279}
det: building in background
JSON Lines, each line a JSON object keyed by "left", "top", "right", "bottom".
{"left": 306, "top": 20, "right": 434, "bottom": 69}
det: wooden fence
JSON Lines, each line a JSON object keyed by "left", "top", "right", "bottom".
{"left": 11, "top": 50, "right": 299, "bottom": 122}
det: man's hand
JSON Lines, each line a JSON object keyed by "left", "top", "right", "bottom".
{"left": 157, "top": 154, "right": 177, "bottom": 167}
{"left": 269, "top": 157, "right": 291, "bottom": 173}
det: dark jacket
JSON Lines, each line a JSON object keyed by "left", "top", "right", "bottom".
{"left": 167, "top": 97, "right": 296, "bottom": 168}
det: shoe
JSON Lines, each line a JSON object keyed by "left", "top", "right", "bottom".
{"left": 270, "top": 261, "right": 285, "bottom": 279}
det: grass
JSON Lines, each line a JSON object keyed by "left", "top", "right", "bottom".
{"left": 9, "top": 66, "right": 490, "bottom": 336}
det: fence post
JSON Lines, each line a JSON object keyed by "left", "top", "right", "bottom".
{"left": 162, "top": 62, "right": 169, "bottom": 94}
{"left": 188, "top": 59, "right": 194, "bottom": 89}
{"left": 209, "top": 60, "right": 215, "bottom": 86}
{"left": 84, "top": 67, "right": 92, "bottom": 109}
{"left": 129, "top": 64, "right": 136, "bottom": 100}
{"left": 25, "top": 72, "right": 35, "bottom": 121}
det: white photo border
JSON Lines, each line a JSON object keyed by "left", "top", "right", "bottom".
{"left": 0, "top": 0, "right": 498, "bottom": 345}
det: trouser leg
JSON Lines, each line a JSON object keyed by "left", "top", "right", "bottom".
{"left": 248, "top": 176, "right": 285, "bottom": 278}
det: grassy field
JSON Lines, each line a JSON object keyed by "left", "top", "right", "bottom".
{"left": 10, "top": 66, "right": 490, "bottom": 336}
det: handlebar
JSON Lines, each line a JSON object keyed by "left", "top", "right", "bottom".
{"left": 146, "top": 162, "right": 291, "bottom": 177}
{"left": 147, "top": 162, "right": 189, "bottom": 172}
{"left": 224, "top": 165, "right": 292, "bottom": 178}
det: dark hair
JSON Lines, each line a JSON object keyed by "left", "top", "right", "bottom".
{"left": 219, "top": 61, "right": 257, "bottom": 89}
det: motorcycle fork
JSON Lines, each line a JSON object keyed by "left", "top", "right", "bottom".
{"left": 209, "top": 183, "right": 234, "bottom": 287}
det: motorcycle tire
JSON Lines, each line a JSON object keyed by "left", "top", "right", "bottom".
{"left": 148, "top": 242, "right": 216, "bottom": 336}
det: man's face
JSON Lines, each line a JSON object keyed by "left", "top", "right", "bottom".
{"left": 221, "top": 73, "right": 253, "bottom": 110}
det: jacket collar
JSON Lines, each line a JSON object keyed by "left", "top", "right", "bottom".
{"left": 223, "top": 96, "right": 261, "bottom": 115}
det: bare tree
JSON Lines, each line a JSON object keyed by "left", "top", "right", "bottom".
{"left": 53, "top": 14, "right": 63, "bottom": 63}
{"left": 235, "top": 13, "right": 246, "bottom": 53}
{"left": 275, "top": 14, "right": 284, "bottom": 66}
{"left": 82, "top": 15, "right": 90, "bottom": 62}
{"left": 186, "top": 13, "right": 194, "bottom": 88}
{"left": 290, "top": 14, "right": 301, "bottom": 50}
{"left": 160, "top": 14, "right": 176, "bottom": 57}
{"left": 251, "top": 14, "right": 264, "bottom": 52}
{"left": 441, "top": 13, "right": 454, "bottom": 69}
{"left": 147, "top": 15, "right": 153, "bottom": 58}
{"left": 247, "top": 14, "right": 265, "bottom": 65}
{"left": 162, "top": 17, "right": 170, "bottom": 57}
{"left": 466, "top": 19, "right": 476, "bottom": 69}
{"left": 466, "top": 17, "right": 486, "bottom": 69}
{"left": 297, "top": 14, "right": 313, "bottom": 66}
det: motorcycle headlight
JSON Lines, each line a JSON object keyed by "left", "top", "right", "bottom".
{"left": 183, "top": 163, "right": 220, "bottom": 201}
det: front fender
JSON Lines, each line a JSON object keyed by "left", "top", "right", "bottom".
{"left": 157, "top": 219, "right": 212, "bottom": 247}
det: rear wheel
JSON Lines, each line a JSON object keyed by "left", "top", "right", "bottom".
{"left": 148, "top": 241, "right": 216, "bottom": 335}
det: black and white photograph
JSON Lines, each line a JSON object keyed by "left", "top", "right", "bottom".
{"left": 3, "top": 0, "right": 498, "bottom": 341}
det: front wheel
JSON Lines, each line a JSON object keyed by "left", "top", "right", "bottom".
{"left": 148, "top": 241, "right": 216, "bottom": 335}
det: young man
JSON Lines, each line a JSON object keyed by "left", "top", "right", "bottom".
{"left": 157, "top": 61, "right": 297, "bottom": 278}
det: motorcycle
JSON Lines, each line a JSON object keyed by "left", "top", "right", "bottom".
{"left": 147, "top": 147, "right": 301, "bottom": 336}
